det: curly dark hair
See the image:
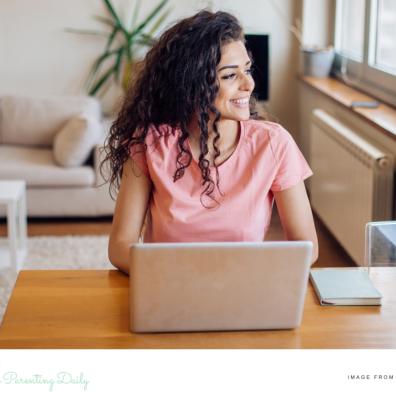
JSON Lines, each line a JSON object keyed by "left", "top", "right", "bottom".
{"left": 101, "top": 9, "right": 262, "bottom": 207}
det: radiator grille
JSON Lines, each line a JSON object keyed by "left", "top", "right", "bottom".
{"left": 310, "top": 109, "right": 394, "bottom": 265}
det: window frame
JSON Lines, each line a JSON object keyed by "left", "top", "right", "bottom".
{"left": 334, "top": 0, "right": 396, "bottom": 107}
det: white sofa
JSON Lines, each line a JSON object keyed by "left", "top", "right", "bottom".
{"left": 0, "top": 95, "right": 115, "bottom": 217}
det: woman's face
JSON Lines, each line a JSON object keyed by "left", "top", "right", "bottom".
{"left": 214, "top": 40, "right": 255, "bottom": 122}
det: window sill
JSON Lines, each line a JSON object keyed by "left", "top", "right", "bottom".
{"left": 298, "top": 75, "right": 396, "bottom": 140}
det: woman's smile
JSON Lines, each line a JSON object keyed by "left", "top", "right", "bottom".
{"left": 229, "top": 96, "right": 250, "bottom": 107}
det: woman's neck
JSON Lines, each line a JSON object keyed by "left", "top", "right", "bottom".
{"left": 188, "top": 118, "right": 239, "bottom": 152}
{"left": 187, "top": 117, "right": 240, "bottom": 165}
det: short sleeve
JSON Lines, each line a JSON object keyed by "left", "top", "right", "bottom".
{"left": 269, "top": 125, "right": 313, "bottom": 192}
{"left": 130, "top": 143, "right": 149, "bottom": 177}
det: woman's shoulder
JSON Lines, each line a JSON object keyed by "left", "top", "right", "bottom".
{"left": 145, "top": 123, "right": 180, "bottom": 147}
{"left": 146, "top": 123, "right": 179, "bottom": 137}
{"left": 242, "top": 119, "right": 292, "bottom": 146}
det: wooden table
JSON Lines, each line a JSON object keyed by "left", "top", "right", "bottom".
{"left": 0, "top": 268, "right": 395, "bottom": 348}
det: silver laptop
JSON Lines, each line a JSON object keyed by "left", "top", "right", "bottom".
{"left": 129, "top": 241, "right": 313, "bottom": 333}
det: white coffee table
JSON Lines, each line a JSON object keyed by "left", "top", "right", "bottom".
{"left": 0, "top": 180, "right": 27, "bottom": 272}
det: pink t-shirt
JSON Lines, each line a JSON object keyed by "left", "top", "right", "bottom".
{"left": 131, "top": 119, "right": 312, "bottom": 242}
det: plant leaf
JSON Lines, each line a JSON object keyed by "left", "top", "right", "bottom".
{"left": 75, "top": 0, "right": 170, "bottom": 97}
{"left": 136, "top": 34, "right": 156, "bottom": 47}
{"left": 130, "top": 0, "right": 142, "bottom": 30}
{"left": 89, "top": 63, "right": 117, "bottom": 96}
{"left": 86, "top": 46, "right": 123, "bottom": 90}
{"left": 64, "top": 28, "right": 108, "bottom": 37}
{"left": 114, "top": 47, "right": 125, "bottom": 82}
{"left": 130, "top": 0, "right": 168, "bottom": 39}
{"left": 92, "top": 14, "right": 116, "bottom": 28}
{"left": 147, "top": 8, "right": 171, "bottom": 37}
{"left": 102, "top": 0, "right": 128, "bottom": 37}
{"left": 104, "top": 25, "right": 121, "bottom": 53}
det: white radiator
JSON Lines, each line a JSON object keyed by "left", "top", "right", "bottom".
{"left": 310, "top": 109, "right": 394, "bottom": 265}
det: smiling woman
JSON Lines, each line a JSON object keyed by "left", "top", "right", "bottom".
{"left": 216, "top": 42, "right": 254, "bottom": 120}
{"left": 101, "top": 10, "right": 318, "bottom": 274}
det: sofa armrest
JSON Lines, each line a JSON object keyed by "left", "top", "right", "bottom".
{"left": 93, "top": 142, "right": 110, "bottom": 187}
{"left": 93, "top": 117, "right": 113, "bottom": 187}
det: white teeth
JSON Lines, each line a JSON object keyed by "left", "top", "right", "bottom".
{"left": 230, "top": 98, "right": 249, "bottom": 104}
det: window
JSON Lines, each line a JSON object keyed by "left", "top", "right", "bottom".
{"left": 338, "top": 0, "right": 365, "bottom": 61}
{"left": 335, "top": 0, "right": 396, "bottom": 106}
{"left": 376, "top": 0, "right": 396, "bottom": 71}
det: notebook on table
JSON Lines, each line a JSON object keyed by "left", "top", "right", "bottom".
{"left": 310, "top": 268, "right": 382, "bottom": 306}
{"left": 129, "top": 241, "right": 313, "bottom": 333}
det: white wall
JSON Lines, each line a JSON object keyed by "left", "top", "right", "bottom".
{"left": 0, "top": 0, "right": 199, "bottom": 112}
{"left": 0, "top": 0, "right": 302, "bottom": 135}
{"left": 302, "top": 0, "right": 335, "bottom": 48}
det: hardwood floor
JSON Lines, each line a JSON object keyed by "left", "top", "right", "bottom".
{"left": 0, "top": 210, "right": 355, "bottom": 268}
{"left": 0, "top": 217, "right": 114, "bottom": 236}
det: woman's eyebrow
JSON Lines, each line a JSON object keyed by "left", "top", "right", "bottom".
{"left": 218, "top": 60, "right": 251, "bottom": 72}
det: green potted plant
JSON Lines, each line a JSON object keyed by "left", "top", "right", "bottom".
{"left": 67, "top": 0, "right": 170, "bottom": 96}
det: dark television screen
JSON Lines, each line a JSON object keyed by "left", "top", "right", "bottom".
{"left": 244, "top": 34, "right": 269, "bottom": 101}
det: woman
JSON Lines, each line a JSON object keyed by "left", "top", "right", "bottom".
{"left": 103, "top": 10, "right": 318, "bottom": 274}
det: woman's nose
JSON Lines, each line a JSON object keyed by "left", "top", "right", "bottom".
{"left": 240, "top": 73, "right": 254, "bottom": 92}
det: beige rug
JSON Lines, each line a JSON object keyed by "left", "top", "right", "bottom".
{"left": 0, "top": 235, "right": 113, "bottom": 324}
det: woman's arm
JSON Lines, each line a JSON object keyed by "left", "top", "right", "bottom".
{"left": 273, "top": 181, "right": 319, "bottom": 264}
{"left": 108, "top": 158, "right": 152, "bottom": 274}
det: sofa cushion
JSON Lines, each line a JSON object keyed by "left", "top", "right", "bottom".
{"left": 53, "top": 114, "right": 102, "bottom": 167}
{"left": 0, "top": 95, "right": 101, "bottom": 147}
{"left": 0, "top": 145, "right": 95, "bottom": 187}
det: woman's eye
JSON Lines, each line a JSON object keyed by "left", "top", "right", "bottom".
{"left": 221, "top": 69, "right": 252, "bottom": 80}
{"left": 221, "top": 73, "right": 236, "bottom": 80}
